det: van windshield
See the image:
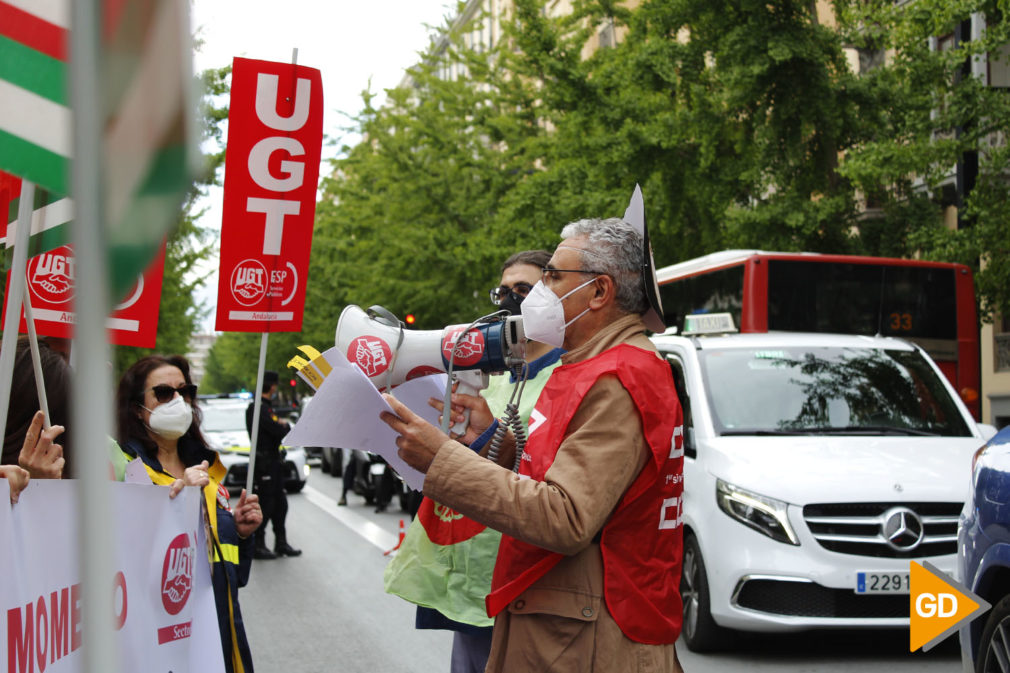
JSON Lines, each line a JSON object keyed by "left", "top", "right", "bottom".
{"left": 699, "top": 347, "right": 972, "bottom": 437}
{"left": 201, "top": 405, "right": 248, "bottom": 433}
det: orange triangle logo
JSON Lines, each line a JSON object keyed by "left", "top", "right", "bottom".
{"left": 909, "top": 561, "right": 991, "bottom": 651}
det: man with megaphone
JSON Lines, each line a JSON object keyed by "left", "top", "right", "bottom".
{"left": 381, "top": 189, "right": 686, "bottom": 673}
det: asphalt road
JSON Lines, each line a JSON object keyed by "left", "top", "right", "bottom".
{"left": 238, "top": 463, "right": 964, "bottom": 673}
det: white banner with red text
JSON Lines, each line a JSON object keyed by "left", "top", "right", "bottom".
{"left": 0, "top": 480, "right": 225, "bottom": 673}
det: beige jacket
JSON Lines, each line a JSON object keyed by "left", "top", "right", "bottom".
{"left": 425, "top": 314, "right": 682, "bottom": 672}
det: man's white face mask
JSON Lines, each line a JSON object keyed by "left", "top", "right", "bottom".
{"left": 520, "top": 277, "right": 597, "bottom": 348}
{"left": 143, "top": 396, "right": 193, "bottom": 440}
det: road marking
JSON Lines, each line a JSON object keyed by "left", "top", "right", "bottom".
{"left": 303, "top": 485, "right": 398, "bottom": 551}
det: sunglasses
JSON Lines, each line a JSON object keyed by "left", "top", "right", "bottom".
{"left": 148, "top": 384, "right": 198, "bottom": 404}
{"left": 489, "top": 282, "right": 534, "bottom": 306}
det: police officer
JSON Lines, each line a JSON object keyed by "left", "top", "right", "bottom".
{"left": 246, "top": 371, "right": 302, "bottom": 559}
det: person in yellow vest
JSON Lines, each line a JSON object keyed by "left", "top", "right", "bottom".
{"left": 116, "top": 355, "right": 262, "bottom": 673}
{"left": 382, "top": 210, "right": 686, "bottom": 672}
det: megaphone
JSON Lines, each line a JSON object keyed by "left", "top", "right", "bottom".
{"left": 335, "top": 305, "right": 526, "bottom": 433}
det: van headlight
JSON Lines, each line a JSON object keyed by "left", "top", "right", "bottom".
{"left": 716, "top": 479, "right": 799, "bottom": 545}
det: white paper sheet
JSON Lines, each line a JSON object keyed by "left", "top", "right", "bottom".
{"left": 124, "top": 457, "right": 152, "bottom": 484}
{"left": 283, "top": 347, "right": 449, "bottom": 492}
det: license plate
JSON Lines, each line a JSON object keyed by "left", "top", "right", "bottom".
{"left": 855, "top": 571, "right": 910, "bottom": 594}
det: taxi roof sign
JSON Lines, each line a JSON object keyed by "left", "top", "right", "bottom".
{"left": 683, "top": 312, "right": 738, "bottom": 336}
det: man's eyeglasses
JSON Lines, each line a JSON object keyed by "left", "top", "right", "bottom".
{"left": 148, "top": 384, "right": 198, "bottom": 404}
{"left": 541, "top": 266, "right": 606, "bottom": 284}
{"left": 489, "top": 282, "right": 534, "bottom": 306}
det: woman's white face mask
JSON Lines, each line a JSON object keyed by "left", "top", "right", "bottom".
{"left": 142, "top": 396, "right": 193, "bottom": 440}
{"left": 520, "top": 277, "right": 597, "bottom": 348}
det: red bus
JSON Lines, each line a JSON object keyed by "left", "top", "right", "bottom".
{"left": 656, "top": 250, "right": 981, "bottom": 418}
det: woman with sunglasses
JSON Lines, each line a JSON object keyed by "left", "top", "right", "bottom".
{"left": 116, "top": 354, "right": 262, "bottom": 673}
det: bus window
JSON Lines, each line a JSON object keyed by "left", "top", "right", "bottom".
{"left": 655, "top": 251, "right": 979, "bottom": 419}
{"left": 660, "top": 265, "right": 744, "bottom": 334}
{"left": 766, "top": 260, "right": 957, "bottom": 340}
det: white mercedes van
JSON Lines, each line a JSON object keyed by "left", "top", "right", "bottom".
{"left": 650, "top": 318, "right": 991, "bottom": 651}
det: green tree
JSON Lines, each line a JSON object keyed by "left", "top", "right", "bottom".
{"left": 261, "top": 0, "right": 1010, "bottom": 350}
{"left": 201, "top": 330, "right": 308, "bottom": 395}
{"left": 304, "top": 10, "right": 554, "bottom": 331}
{"left": 838, "top": 0, "right": 1010, "bottom": 320}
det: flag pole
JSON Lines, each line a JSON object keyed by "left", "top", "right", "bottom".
{"left": 246, "top": 332, "right": 269, "bottom": 495}
{"left": 245, "top": 46, "right": 298, "bottom": 497}
{"left": 0, "top": 180, "right": 36, "bottom": 440}
{"left": 21, "top": 287, "right": 52, "bottom": 429}
{"left": 71, "top": 0, "right": 117, "bottom": 670}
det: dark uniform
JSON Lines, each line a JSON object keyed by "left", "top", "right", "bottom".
{"left": 245, "top": 372, "right": 301, "bottom": 558}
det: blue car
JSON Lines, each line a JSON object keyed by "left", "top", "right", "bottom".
{"left": 959, "top": 425, "right": 1010, "bottom": 672}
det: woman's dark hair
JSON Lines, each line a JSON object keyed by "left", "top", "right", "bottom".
{"left": 2, "top": 336, "right": 73, "bottom": 473}
{"left": 116, "top": 354, "right": 208, "bottom": 462}
{"left": 501, "top": 249, "right": 552, "bottom": 275}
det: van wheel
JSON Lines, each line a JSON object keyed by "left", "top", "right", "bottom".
{"left": 976, "top": 594, "right": 1010, "bottom": 673}
{"left": 680, "top": 533, "right": 728, "bottom": 652}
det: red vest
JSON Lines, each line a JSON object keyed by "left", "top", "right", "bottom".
{"left": 486, "top": 343, "right": 684, "bottom": 644}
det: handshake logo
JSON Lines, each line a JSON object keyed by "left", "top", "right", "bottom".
{"left": 161, "top": 533, "right": 195, "bottom": 616}
{"left": 28, "top": 245, "right": 75, "bottom": 305}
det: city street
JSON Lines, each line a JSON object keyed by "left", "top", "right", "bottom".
{"left": 239, "top": 464, "right": 963, "bottom": 673}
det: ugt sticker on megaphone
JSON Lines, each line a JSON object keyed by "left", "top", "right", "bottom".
{"left": 909, "top": 561, "right": 990, "bottom": 652}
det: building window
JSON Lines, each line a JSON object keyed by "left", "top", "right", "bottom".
{"left": 857, "top": 47, "right": 885, "bottom": 74}
{"left": 990, "top": 43, "right": 1010, "bottom": 88}
{"left": 997, "top": 313, "right": 1010, "bottom": 372}
{"left": 992, "top": 395, "right": 1010, "bottom": 430}
{"left": 598, "top": 19, "right": 615, "bottom": 49}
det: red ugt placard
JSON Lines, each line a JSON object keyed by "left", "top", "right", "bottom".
{"left": 1, "top": 243, "right": 166, "bottom": 348}
{"left": 215, "top": 57, "right": 323, "bottom": 333}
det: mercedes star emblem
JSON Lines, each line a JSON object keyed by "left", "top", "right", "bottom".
{"left": 881, "top": 506, "right": 924, "bottom": 551}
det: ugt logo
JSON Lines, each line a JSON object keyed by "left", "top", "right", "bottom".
{"left": 441, "top": 326, "right": 484, "bottom": 367}
{"left": 161, "top": 533, "right": 195, "bottom": 616}
{"left": 347, "top": 336, "right": 392, "bottom": 380}
{"left": 230, "top": 258, "right": 268, "bottom": 306}
{"left": 28, "top": 245, "right": 75, "bottom": 305}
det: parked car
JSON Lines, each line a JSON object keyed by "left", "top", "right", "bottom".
{"left": 650, "top": 319, "right": 993, "bottom": 652}
{"left": 958, "top": 425, "right": 1010, "bottom": 671}
{"left": 199, "top": 396, "right": 310, "bottom": 496}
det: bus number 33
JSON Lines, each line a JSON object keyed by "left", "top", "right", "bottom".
{"left": 889, "top": 312, "right": 913, "bottom": 331}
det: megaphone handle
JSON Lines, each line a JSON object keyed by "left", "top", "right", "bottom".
{"left": 451, "top": 370, "right": 489, "bottom": 436}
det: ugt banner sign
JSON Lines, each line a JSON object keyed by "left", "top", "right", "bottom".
{"left": 215, "top": 57, "right": 323, "bottom": 333}
{"left": 1, "top": 243, "right": 166, "bottom": 348}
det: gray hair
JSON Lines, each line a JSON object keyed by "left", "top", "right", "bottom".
{"left": 559, "top": 217, "right": 646, "bottom": 314}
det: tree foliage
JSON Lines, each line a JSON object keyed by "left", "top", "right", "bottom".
{"left": 838, "top": 0, "right": 1010, "bottom": 321}
{"left": 201, "top": 0, "right": 1010, "bottom": 389}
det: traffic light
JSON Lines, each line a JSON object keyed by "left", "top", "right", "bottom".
{"left": 405, "top": 313, "right": 416, "bottom": 325}
{"left": 289, "top": 379, "right": 297, "bottom": 388}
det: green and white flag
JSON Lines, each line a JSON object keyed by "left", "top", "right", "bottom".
{"left": 0, "top": 0, "right": 71, "bottom": 195}
{"left": 100, "top": 0, "right": 199, "bottom": 299}
{"left": 0, "top": 0, "right": 198, "bottom": 300}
